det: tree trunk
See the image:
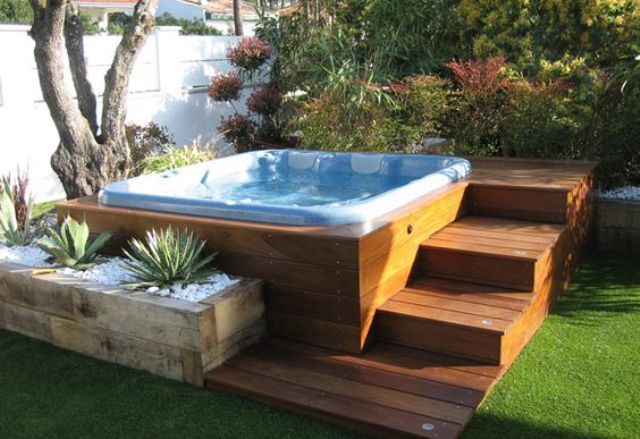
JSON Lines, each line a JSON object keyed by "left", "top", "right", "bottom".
{"left": 29, "top": 0, "right": 158, "bottom": 199}
{"left": 233, "top": 0, "right": 244, "bottom": 36}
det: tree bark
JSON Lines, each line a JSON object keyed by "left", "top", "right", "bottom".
{"left": 233, "top": 0, "right": 244, "bottom": 36}
{"left": 29, "top": 0, "right": 159, "bottom": 198}
{"left": 64, "top": 3, "right": 98, "bottom": 136}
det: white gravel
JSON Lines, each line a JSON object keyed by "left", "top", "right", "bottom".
{"left": 58, "top": 257, "right": 136, "bottom": 286}
{"left": 146, "top": 273, "right": 239, "bottom": 302}
{"left": 599, "top": 186, "right": 640, "bottom": 201}
{"left": 0, "top": 243, "right": 51, "bottom": 267}
{"left": 59, "top": 256, "right": 238, "bottom": 302}
{"left": 1, "top": 242, "right": 240, "bottom": 303}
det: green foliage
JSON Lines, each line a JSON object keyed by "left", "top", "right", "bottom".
{"left": 39, "top": 217, "right": 112, "bottom": 270}
{"left": 123, "top": 227, "right": 217, "bottom": 288}
{"left": 155, "top": 13, "right": 223, "bottom": 35}
{"left": 459, "top": 0, "right": 640, "bottom": 74}
{"left": 257, "top": 0, "right": 467, "bottom": 93}
{"left": 126, "top": 121, "right": 175, "bottom": 174}
{"left": 79, "top": 12, "right": 100, "bottom": 35}
{"left": 139, "top": 144, "right": 215, "bottom": 175}
{"left": 0, "top": 0, "right": 32, "bottom": 24}
{"left": 297, "top": 75, "right": 453, "bottom": 152}
{"left": 0, "top": 173, "right": 33, "bottom": 247}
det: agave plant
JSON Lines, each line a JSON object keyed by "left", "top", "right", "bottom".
{"left": 39, "top": 217, "right": 113, "bottom": 270}
{"left": 123, "top": 227, "right": 217, "bottom": 288}
{"left": 0, "top": 172, "right": 34, "bottom": 246}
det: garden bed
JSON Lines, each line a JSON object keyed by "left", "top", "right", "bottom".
{"left": 0, "top": 260, "right": 265, "bottom": 386}
{"left": 596, "top": 197, "right": 640, "bottom": 256}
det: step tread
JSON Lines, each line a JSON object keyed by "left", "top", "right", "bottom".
{"left": 379, "top": 279, "right": 528, "bottom": 336}
{"left": 378, "top": 300, "right": 513, "bottom": 334}
{"left": 421, "top": 216, "right": 564, "bottom": 262}
{"left": 408, "top": 278, "right": 534, "bottom": 309}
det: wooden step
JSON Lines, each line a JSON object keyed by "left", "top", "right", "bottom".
{"left": 205, "top": 337, "right": 502, "bottom": 438}
{"left": 468, "top": 157, "right": 596, "bottom": 223}
{"left": 376, "top": 278, "right": 533, "bottom": 364}
{"left": 415, "top": 216, "right": 565, "bottom": 291}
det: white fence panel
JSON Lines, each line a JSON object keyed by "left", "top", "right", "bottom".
{"left": 0, "top": 26, "right": 257, "bottom": 201}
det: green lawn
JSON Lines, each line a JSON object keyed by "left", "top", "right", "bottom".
{"left": 0, "top": 255, "right": 638, "bottom": 438}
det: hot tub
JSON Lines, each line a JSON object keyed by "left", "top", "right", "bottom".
{"left": 98, "top": 150, "right": 471, "bottom": 226}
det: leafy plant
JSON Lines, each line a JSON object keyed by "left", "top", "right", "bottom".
{"left": 208, "top": 72, "right": 244, "bottom": 103}
{"left": 0, "top": 171, "right": 34, "bottom": 247}
{"left": 126, "top": 122, "right": 175, "bottom": 175}
{"left": 219, "top": 113, "right": 257, "bottom": 152}
{"left": 123, "top": 227, "right": 217, "bottom": 288}
{"left": 39, "top": 217, "right": 113, "bottom": 270}
{"left": 140, "top": 143, "right": 215, "bottom": 175}
{"left": 227, "top": 37, "right": 272, "bottom": 76}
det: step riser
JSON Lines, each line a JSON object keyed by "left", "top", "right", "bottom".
{"left": 415, "top": 248, "right": 535, "bottom": 291}
{"left": 467, "top": 186, "right": 568, "bottom": 224}
{"left": 377, "top": 313, "right": 502, "bottom": 364}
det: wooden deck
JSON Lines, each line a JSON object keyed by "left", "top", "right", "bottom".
{"left": 206, "top": 337, "right": 502, "bottom": 438}
{"left": 60, "top": 158, "right": 597, "bottom": 438}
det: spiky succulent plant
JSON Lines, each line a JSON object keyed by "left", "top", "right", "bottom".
{"left": 39, "top": 217, "right": 113, "bottom": 269}
{"left": 122, "top": 227, "right": 217, "bottom": 288}
{"left": 0, "top": 173, "right": 34, "bottom": 246}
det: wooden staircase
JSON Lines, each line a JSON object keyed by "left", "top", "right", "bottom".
{"left": 377, "top": 216, "right": 566, "bottom": 364}
{"left": 205, "top": 159, "right": 596, "bottom": 438}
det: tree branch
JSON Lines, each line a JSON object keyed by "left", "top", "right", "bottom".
{"left": 29, "top": 0, "right": 90, "bottom": 145}
{"left": 64, "top": 2, "right": 99, "bottom": 136}
{"left": 101, "top": 0, "right": 158, "bottom": 143}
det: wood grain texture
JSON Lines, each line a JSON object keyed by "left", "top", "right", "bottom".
{"left": 58, "top": 158, "right": 596, "bottom": 355}
{"left": 205, "top": 337, "right": 501, "bottom": 438}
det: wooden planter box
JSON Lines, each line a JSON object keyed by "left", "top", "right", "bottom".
{"left": 0, "top": 261, "right": 265, "bottom": 386}
{"left": 597, "top": 198, "right": 640, "bottom": 256}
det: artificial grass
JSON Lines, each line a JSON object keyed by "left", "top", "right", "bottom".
{"left": 0, "top": 255, "right": 638, "bottom": 438}
{"left": 464, "top": 255, "right": 640, "bottom": 439}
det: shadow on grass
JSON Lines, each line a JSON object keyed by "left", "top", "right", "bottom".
{"left": 464, "top": 411, "right": 608, "bottom": 439}
{"left": 550, "top": 253, "right": 640, "bottom": 325}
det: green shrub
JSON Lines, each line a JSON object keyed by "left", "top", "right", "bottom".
{"left": 123, "top": 227, "right": 217, "bottom": 288}
{"left": 156, "top": 13, "right": 223, "bottom": 36}
{"left": 459, "top": 0, "right": 640, "bottom": 73}
{"left": 126, "top": 122, "right": 175, "bottom": 174}
{"left": 297, "top": 75, "right": 453, "bottom": 152}
{"left": 140, "top": 144, "right": 214, "bottom": 175}
{"left": 39, "top": 217, "right": 112, "bottom": 270}
{"left": 0, "top": 0, "right": 32, "bottom": 24}
{"left": 0, "top": 172, "right": 33, "bottom": 247}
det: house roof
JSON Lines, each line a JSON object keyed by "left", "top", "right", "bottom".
{"left": 180, "top": 0, "right": 259, "bottom": 16}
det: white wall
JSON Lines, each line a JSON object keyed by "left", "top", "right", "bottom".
{"left": 0, "top": 25, "right": 260, "bottom": 202}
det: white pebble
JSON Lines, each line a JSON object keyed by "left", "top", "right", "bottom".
{"left": 599, "top": 186, "right": 640, "bottom": 201}
{"left": 147, "top": 273, "right": 239, "bottom": 302}
{"left": 0, "top": 243, "right": 51, "bottom": 267}
{"left": 58, "top": 257, "right": 136, "bottom": 285}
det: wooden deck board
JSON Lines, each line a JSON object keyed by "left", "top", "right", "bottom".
{"left": 205, "top": 337, "right": 500, "bottom": 438}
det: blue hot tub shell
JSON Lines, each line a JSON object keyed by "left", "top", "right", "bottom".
{"left": 98, "top": 149, "right": 472, "bottom": 226}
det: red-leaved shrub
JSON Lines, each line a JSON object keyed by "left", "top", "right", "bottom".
{"left": 227, "top": 37, "right": 272, "bottom": 73}
{"left": 445, "top": 56, "right": 508, "bottom": 98}
{"left": 220, "top": 113, "right": 256, "bottom": 152}
{"left": 247, "top": 86, "right": 282, "bottom": 116}
{"left": 208, "top": 72, "right": 243, "bottom": 102}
